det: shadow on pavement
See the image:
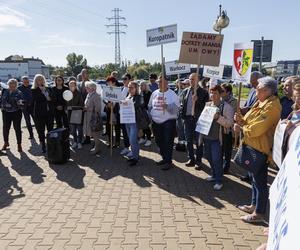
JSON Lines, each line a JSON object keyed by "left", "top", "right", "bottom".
{"left": 0, "top": 160, "right": 25, "bottom": 209}
{"left": 7, "top": 151, "right": 46, "bottom": 184}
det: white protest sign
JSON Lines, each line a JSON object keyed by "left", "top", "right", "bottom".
{"left": 272, "top": 122, "right": 288, "bottom": 168}
{"left": 165, "top": 60, "right": 191, "bottom": 76}
{"left": 195, "top": 106, "right": 218, "bottom": 135}
{"left": 120, "top": 99, "right": 136, "bottom": 124}
{"left": 102, "top": 86, "right": 123, "bottom": 102}
{"left": 146, "top": 24, "right": 177, "bottom": 47}
{"left": 232, "top": 42, "right": 254, "bottom": 83}
{"left": 268, "top": 126, "right": 300, "bottom": 250}
{"left": 203, "top": 64, "right": 224, "bottom": 79}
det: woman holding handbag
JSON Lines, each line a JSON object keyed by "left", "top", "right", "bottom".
{"left": 83, "top": 82, "right": 102, "bottom": 155}
{"left": 67, "top": 80, "right": 84, "bottom": 150}
{"left": 234, "top": 77, "right": 281, "bottom": 223}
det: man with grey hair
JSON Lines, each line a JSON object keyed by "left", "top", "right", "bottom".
{"left": 241, "top": 71, "right": 263, "bottom": 116}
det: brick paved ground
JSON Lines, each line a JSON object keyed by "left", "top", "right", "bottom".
{"left": 0, "top": 119, "right": 273, "bottom": 249}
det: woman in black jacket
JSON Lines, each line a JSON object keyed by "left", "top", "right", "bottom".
{"left": 139, "top": 81, "right": 152, "bottom": 146}
{"left": 32, "top": 74, "right": 56, "bottom": 153}
{"left": 52, "top": 76, "right": 69, "bottom": 129}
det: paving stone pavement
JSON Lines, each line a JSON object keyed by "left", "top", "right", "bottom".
{"left": 0, "top": 121, "right": 272, "bottom": 250}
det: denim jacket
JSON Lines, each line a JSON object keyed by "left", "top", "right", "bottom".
{"left": 0, "top": 89, "right": 23, "bottom": 112}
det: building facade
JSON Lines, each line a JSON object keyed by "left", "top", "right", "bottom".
{"left": 0, "top": 55, "right": 50, "bottom": 81}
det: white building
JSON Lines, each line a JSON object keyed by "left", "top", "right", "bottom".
{"left": 0, "top": 55, "right": 50, "bottom": 81}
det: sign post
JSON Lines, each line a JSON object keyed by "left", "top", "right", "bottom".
{"left": 165, "top": 60, "right": 190, "bottom": 76}
{"left": 102, "top": 86, "right": 123, "bottom": 156}
{"left": 232, "top": 42, "right": 254, "bottom": 147}
{"left": 147, "top": 24, "right": 177, "bottom": 113}
{"left": 178, "top": 31, "right": 224, "bottom": 115}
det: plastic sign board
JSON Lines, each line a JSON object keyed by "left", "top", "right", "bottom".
{"left": 102, "top": 86, "right": 123, "bottom": 102}
{"left": 146, "top": 24, "right": 177, "bottom": 47}
{"left": 178, "top": 32, "right": 223, "bottom": 66}
{"left": 165, "top": 60, "right": 191, "bottom": 76}
{"left": 232, "top": 42, "right": 254, "bottom": 83}
{"left": 203, "top": 64, "right": 224, "bottom": 79}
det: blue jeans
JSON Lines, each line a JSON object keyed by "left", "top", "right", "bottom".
{"left": 204, "top": 138, "right": 223, "bottom": 184}
{"left": 152, "top": 119, "right": 176, "bottom": 163}
{"left": 184, "top": 116, "right": 203, "bottom": 163}
{"left": 251, "top": 164, "right": 268, "bottom": 214}
{"left": 176, "top": 115, "right": 185, "bottom": 142}
{"left": 70, "top": 124, "right": 83, "bottom": 143}
{"left": 125, "top": 123, "right": 139, "bottom": 160}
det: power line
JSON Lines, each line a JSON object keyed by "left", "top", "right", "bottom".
{"left": 106, "top": 8, "right": 127, "bottom": 66}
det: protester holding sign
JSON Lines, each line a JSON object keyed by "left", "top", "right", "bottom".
{"left": 83, "top": 82, "right": 102, "bottom": 155}
{"left": 180, "top": 73, "right": 209, "bottom": 169}
{"left": 234, "top": 77, "right": 281, "bottom": 223}
{"left": 148, "top": 76, "right": 180, "bottom": 170}
{"left": 221, "top": 83, "right": 237, "bottom": 174}
{"left": 281, "top": 82, "right": 300, "bottom": 161}
{"left": 123, "top": 81, "right": 145, "bottom": 166}
{"left": 280, "top": 76, "right": 299, "bottom": 119}
{"left": 104, "top": 76, "right": 121, "bottom": 148}
{"left": 67, "top": 80, "right": 84, "bottom": 150}
{"left": 201, "top": 85, "right": 234, "bottom": 191}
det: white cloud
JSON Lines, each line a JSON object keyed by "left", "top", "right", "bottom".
{"left": 0, "top": 6, "right": 31, "bottom": 31}
{"left": 39, "top": 34, "right": 110, "bottom": 49}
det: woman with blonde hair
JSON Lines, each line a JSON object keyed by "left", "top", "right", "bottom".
{"left": 0, "top": 78, "right": 24, "bottom": 152}
{"left": 32, "top": 74, "right": 56, "bottom": 153}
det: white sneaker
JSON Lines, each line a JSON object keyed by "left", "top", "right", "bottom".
{"left": 71, "top": 142, "right": 77, "bottom": 149}
{"left": 206, "top": 176, "right": 216, "bottom": 182}
{"left": 138, "top": 138, "right": 146, "bottom": 144}
{"left": 126, "top": 151, "right": 133, "bottom": 158}
{"left": 120, "top": 147, "right": 130, "bottom": 155}
{"left": 77, "top": 143, "right": 82, "bottom": 149}
{"left": 144, "top": 140, "right": 152, "bottom": 147}
{"left": 213, "top": 183, "right": 223, "bottom": 191}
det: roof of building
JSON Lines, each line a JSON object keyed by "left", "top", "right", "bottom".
{"left": 0, "top": 55, "right": 45, "bottom": 65}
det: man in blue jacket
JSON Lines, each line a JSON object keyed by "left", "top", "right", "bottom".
{"left": 18, "top": 76, "right": 34, "bottom": 139}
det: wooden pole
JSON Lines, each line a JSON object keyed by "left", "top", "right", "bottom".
{"left": 110, "top": 104, "right": 113, "bottom": 156}
{"left": 234, "top": 82, "right": 242, "bottom": 148}
{"left": 161, "top": 44, "right": 166, "bottom": 114}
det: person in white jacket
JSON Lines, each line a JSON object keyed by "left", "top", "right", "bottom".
{"left": 148, "top": 76, "right": 180, "bottom": 170}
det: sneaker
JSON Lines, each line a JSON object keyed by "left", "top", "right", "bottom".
{"left": 138, "top": 138, "right": 146, "bottom": 144}
{"left": 144, "top": 140, "right": 152, "bottom": 147}
{"left": 156, "top": 160, "right": 167, "bottom": 166}
{"left": 71, "top": 142, "right": 77, "bottom": 149}
{"left": 77, "top": 143, "right": 82, "bottom": 149}
{"left": 206, "top": 176, "right": 216, "bottom": 182}
{"left": 185, "top": 160, "right": 195, "bottom": 167}
{"left": 213, "top": 183, "right": 223, "bottom": 191}
{"left": 120, "top": 148, "right": 130, "bottom": 155}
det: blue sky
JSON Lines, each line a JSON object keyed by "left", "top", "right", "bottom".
{"left": 0, "top": 0, "right": 299, "bottom": 67}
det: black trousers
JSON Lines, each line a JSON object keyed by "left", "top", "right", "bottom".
{"left": 54, "top": 110, "right": 69, "bottom": 129}
{"left": 152, "top": 119, "right": 176, "bottom": 163}
{"left": 2, "top": 110, "right": 22, "bottom": 145}
{"left": 34, "top": 115, "right": 54, "bottom": 143}
{"left": 222, "top": 132, "right": 233, "bottom": 170}
{"left": 22, "top": 105, "right": 34, "bottom": 137}
{"left": 142, "top": 127, "right": 152, "bottom": 140}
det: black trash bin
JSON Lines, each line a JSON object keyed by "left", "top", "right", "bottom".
{"left": 47, "top": 128, "right": 70, "bottom": 164}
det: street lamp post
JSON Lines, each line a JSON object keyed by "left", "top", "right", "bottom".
{"left": 213, "top": 4, "right": 230, "bottom": 34}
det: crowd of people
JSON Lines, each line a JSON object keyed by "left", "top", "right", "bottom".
{"left": 1, "top": 68, "right": 300, "bottom": 228}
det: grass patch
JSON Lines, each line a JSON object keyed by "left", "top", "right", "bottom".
{"left": 233, "top": 86, "right": 251, "bottom": 100}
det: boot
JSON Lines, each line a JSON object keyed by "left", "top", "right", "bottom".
{"left": 17, "top": 144, "right": 23, "bottom": 152}
{"left": 2, "top": 142, "right": 9, "bottom": 150}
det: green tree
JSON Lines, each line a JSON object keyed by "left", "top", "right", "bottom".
{"left": 66, "top": 52, "right": 87, "bottom": 76}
